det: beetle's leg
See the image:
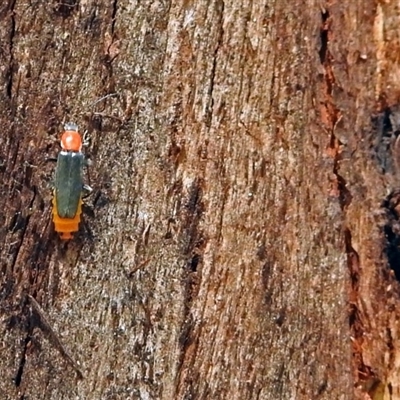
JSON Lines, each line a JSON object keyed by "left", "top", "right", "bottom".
{"left": 82, "top": 129, "right": 90, "bottom": 147}
{"left": 83, "top": 184, "right": 93, "bottom": 193}
{"left": 45, "top": 171, "right": 55, "bottom": 188}
{"left": 83, "top": 157, "right": 92, "bottom": 167}
{"left": 83, "top": 154, "right": 93, "bottom": 192}
{"left": 82, "top": 184, "right": 93, "bottom": 199}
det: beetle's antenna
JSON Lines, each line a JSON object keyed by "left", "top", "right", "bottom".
{"left": 89, "top": 93, "right": 118, "bottom": 108}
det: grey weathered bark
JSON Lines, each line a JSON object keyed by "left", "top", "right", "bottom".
{"left": 1, "top": 1, "right": 400, "bottom": 399}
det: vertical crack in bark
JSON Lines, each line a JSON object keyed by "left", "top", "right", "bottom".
{"left": 100, "top": 2, "right": 120, "bottom": 96}
{"left": 318, "top": 10, "right": 329, "bottom": 65}
{"left": 6, "top": 0, "right": 16, "bottom": 99}
{"left": 111, "top": 0, "right": 118, "bottom": 36}
{"left": 345, "top": 229, "right": 368, "bottom": 380}
{"left": 14, "top": 333, "right": 30, "bottom": 387}
{"left": 8, "top": 185, "right": 41, "bottom": 276}
{"left": 175, "top": 179, "right": 205, "bottom": 397}
{"left": 319, "top": 10, "right": 351, "bottom": 209}
{"left": 372, "top": 107, "right": 400, "bottom": 276}
{"left": 382, "top": 191, "right": 400, "bottom": 281}
{"left": 206, "top": 0, "right": 224, "bottom": 128}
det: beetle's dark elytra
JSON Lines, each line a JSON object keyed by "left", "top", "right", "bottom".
{"left": 55, "top": 151, "right": 84, "bottom": 218}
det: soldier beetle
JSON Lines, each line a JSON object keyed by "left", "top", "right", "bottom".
{"left": 52, "top": 123, "right": 88, "bottom": 240}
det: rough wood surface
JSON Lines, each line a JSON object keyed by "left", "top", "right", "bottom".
{"left": 1, "top": 1, "right": 400, "bottom": 399}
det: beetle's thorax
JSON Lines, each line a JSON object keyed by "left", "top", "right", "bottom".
{"left": 61, "top": 130, "right": 82, "bottom": 151}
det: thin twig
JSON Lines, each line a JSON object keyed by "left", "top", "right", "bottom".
{"left": 27, "top": 294, "right": 84, "bottom": 379}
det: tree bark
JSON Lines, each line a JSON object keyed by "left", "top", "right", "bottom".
{"left": 1, "top": 1, "right": 399, "bottom": 399}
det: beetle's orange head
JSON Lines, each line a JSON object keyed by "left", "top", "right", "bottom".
{"left": 61, "top": 123, "right": 82, "bottom": 151}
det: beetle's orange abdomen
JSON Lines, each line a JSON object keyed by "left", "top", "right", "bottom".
{"left": 52, "top": 194, "right": 82, "bottom": 240}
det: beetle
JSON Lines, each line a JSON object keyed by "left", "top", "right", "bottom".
{"left": 52, "top": 122, "right": 86, "bottom": 240}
